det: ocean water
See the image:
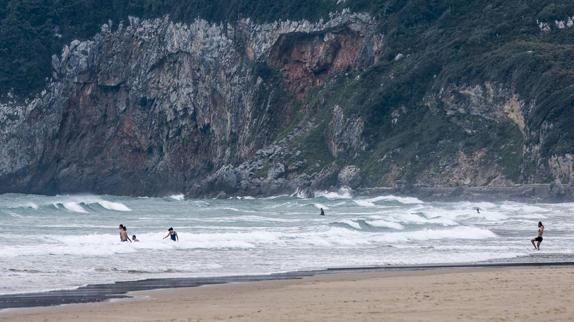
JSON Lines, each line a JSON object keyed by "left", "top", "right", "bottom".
{"left": 1, "top": 190, "right": 573, "bottom": 295}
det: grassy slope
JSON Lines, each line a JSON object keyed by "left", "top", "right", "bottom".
{"left": 291, "top": 0, "right": 574, "bottom": 185}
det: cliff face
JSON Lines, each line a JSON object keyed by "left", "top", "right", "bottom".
{"left": 1, "top": 2, "right": 574, "bottom": 198}
{"left": 0, "top": 13, "right": 383, "bottom": 196}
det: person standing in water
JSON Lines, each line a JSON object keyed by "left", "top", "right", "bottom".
{"left": 320, "top": 208, "right": 325, "bottom": 216}
{"left": 119, "top": 224, "right": 132, "bottom": 242}
{"left": 163, "top": 227, "right": 178, "bottom": 242}
{"left": 531, "top": 221, "right": 544, "bottom": 250}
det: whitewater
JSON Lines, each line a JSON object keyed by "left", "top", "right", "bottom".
{"left": 1, "top": 191, "right": 574, "bottom": 295}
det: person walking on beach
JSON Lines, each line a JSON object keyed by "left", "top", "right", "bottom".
{"left": 119, "top": 224, "right": 132, "bottom": 242}
{"left": 163, "top": 227, "right": 178, "bottom": 242}
{"left": 531, "top": 221, "right": 544, "bottom": 250}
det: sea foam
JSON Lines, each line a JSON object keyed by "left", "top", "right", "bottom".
{"left": 169, "top": 194, "right": 185, "bottom": 201}
{"left": 314, "top": 187, "right": 353, "bottom": 200}
{"left": 61, "top": 202, "right": 89, "bottom": 213}
{"left": 1, "top": 192, "right": 571, "bottom": 297}
{"left": 97, "top": 200, "right": 131, "bottom": 212}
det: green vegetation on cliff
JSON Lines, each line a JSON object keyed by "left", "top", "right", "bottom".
{"left": 2, "top": 1, "right": 574, "bottom": 100}
{"left": 286, "top": 0, "right": 574, "bottom": 185}
{"left": 2, "top": 1, "right": 574, "bottom": 99}
{"left": 0, "top": 0, "right": 340, "bottom": 97}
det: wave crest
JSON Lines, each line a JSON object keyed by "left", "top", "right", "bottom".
{"left": 314, "top": 187, "right": 353, "bottom": 200}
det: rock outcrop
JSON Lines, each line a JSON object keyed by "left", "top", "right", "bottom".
{"left": 0, "top": 12, "right": 382, "bottom": 196}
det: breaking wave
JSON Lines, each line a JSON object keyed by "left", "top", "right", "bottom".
{"left": 354, "top": 195, "right": 424, "bottom": 207}
{"left": 3, "top": 195, "right": 131, "bottom": 213}
{"left": 2, "top": 191, "right": 571, "bottom": 296}
{"left": 314, "top": 187, "right": 353, "bottom": 200}
{"left": 168, "top": 194, "right": 185, "bottom": 201}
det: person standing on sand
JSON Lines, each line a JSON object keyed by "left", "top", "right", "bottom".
{"left": 531, "top": 221, "right": 544, "bottom": 250}
{"left": 163, "top": 227, "right": 178, "bottom": 242}
{"left": 119, "top": 224, "right": 132, "bottom": 242}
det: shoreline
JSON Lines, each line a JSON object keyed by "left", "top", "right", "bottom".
{"left": 2, "top": 264, "right": 574, "bottom": 322}
{"left": 2, "top": 261, "right": 574, "bottom": 311}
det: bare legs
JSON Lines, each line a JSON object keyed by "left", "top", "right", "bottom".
{"left": 531, "top": 239, "right": 541, "bottom": 250}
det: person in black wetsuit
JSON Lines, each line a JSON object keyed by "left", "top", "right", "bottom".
{"left": 163, "top": 227, "right": 179, "bottom": 242}
{"left": 320, "top": 208, "right": 325, "bottom": 216}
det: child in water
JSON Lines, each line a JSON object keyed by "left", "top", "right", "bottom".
{"left": 163, "top": 227, "right": 178, "bottom": 241}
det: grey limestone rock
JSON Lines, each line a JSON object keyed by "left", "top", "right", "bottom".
{"left": 338, "top": 165, "right": 361, "bottom": 187}
{"left": 0, "top": 12, "right": 382, "bottom": 196}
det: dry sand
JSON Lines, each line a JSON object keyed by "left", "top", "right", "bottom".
{"left": 1, "top": 266, "right": 574, "bottom": 322}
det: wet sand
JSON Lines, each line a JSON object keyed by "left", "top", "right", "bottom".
{"left": 2, "top": 266, "right": 574, "bottom": 322}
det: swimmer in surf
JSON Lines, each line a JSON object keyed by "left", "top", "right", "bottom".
{"left": 320, "top": 208, "right": 325, "bottom": 216}
{"left": 119, "top": 224, "right": 132, "bottom": 242}
{"left": 531, "top": 221, "right": 544, "bottom": 250}
{"left": 163, "top": 227, "right": 178, "bottom": 241}
{"left": 132, "top": 235, "right": 139, "bottom": 242}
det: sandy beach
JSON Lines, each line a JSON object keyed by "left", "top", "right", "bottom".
{"left": 1, "top": 266, "right": 573, "bottom": 322}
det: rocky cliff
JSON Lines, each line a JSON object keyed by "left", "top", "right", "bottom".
{"left": 1, "top": 2, "right": 574, "bottom": 198}
{"left": 0, "top": 12, "right": 383, "bottom": 196}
